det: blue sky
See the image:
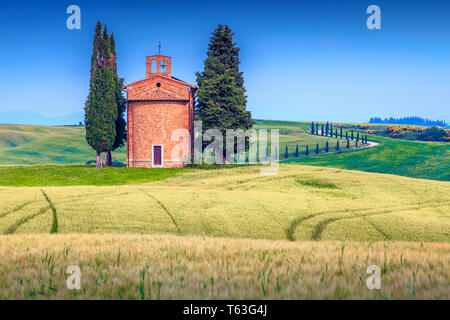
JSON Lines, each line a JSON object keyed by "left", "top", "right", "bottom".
{"left": 0, "top": 0, "right": 449, "bottom": 123}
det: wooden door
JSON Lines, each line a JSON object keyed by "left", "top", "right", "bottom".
{"left": 153, "top": 145, "right": 162, "bottom": 166}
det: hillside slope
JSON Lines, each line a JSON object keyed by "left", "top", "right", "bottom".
{"left": 0, "top": 123, "right": 448, "bottom": 181}
{"left": 1, "top": 165, "right": 448, "bottom": 242}
{"left": 0, "top": 124, "right": 126, "bottom": 165}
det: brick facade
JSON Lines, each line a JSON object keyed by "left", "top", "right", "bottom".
{"left": 124, "top": 55, "right": 196, "bottom": 168}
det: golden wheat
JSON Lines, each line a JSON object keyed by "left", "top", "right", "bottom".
{"left": 0, "top": 234, "right": 448, "bottom": 299}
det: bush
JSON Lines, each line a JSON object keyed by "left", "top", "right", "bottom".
{"left": 417, "top": 126, "right": 447, "bottom": 142}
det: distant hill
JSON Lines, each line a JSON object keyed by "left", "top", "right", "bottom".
{"left": 369, "top": 116, "right": 447, "bottom": 127}
{"left": 0, "top": 124, "right": 126, "bottom": 165}
{"left": 0, "top": 110, "right": 84, "bottom": 126}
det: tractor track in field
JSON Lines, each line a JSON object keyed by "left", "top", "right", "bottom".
{"left": 41, "top": 190, "right": 58, "bottom": 233}
{"left": 362, "top": 217, "right": 391, "bottom": 240}
{"left": 310, "top": 200, "right": 450, "bottom": 241}
{"left": 142, "top": 191, "right": 181, "bottom": 235}
{"left": 287, "top": 199, "right": 450, "bottom": 241}
{"left": 4, "top": 206, "right": 50, "bottom": 234}
{"left": 0, "top": 200, "right": 36, "bottom": 219}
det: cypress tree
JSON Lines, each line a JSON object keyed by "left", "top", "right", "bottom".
{"left": 336, "top": 140, "right": 339, "bottom": 151}
{"left": 347, "top": 138, "right": 350, "bottom": 149}
{"left": 316, "top": 143, "right": 319, "bottom": 154}
{"left": 295, "top": 144, "right": 299, "bottom": 157}
{"left": 345, "top": 131, "right": 348, "bottom": 140}
{"left": 335, "top": 129, "right": 338, "bottom": 138}
{"left": 311, "top": 121, "right": 315, "bottom": 134}
{"left": 306, "top": 145, "right": 309, "bottom": 156}
{"left": 356, "top": 132, "right": 360, "bottom": 142}
{"left": 321, "top": 124, "right": 324, "bottom": 136}
{"left": 326, "top": 141, "right": 329, "bottom": 152}
{"left": 316, "top": 123, "right": 319, "bottom": 135}
{"left": 196, "top": 25, "right": 254, "bottom": 155}
{"left": 85, "top": 22, "right": 117, "bottom": 168}
{"left": 351, "top": 130, "right": 354, "bottom": 140}
{"left": 325, "top": 122, "right": 329, "bottom": 136}
{"left": 105, "top": 32, "right": 126, "bottom": 166}
{"left": 356, "top": 140, "right": 358, "bottom": 147}
{"left": 330, "top": 123, "right": 333, "bottom": 135}
{"left": 340, "top": 126, "right": 343, "bottom": 139}
{"left": 285, "top": 146, "right": 288, "bottom": 159}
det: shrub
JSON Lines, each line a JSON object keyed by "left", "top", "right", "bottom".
{"left": 417, "top": 126, "right": 447, "bottom": 142}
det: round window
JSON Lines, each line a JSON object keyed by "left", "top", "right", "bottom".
{"left": 156, "top": 83, "right": 161, "bottom": 87}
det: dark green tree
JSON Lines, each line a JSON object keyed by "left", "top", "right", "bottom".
{"left": 330, "top": 123, "right": 333, "bottom": 135}
{"left": 347, "top": 138, "right": 350, "bottom": 149}
{"left": 305, "top": 145, "right": 309, "bottom": 156}
{"left": 295, "top": 144, "right": 299, "bottom": 157}
{"left": 321, "top": 124, "right": 324, "bottom": 136}
{"left": 336, "top": 140, "right": 340, "bottom": 151}
{"left": 351, "top": 130, "right": 354, "bottom": 140}
{"left": 340, "top": 126, "right": 343, "bottom": 139}
{"left": 356, "top": 132, "right": 360, "bottom": 142}
{"left": 335, "top": 129, "right": 338, "bottom": 138}
{"left": 316, "top": 123, "right": 319, "bottom": 135}
{"left": 285, "top": 146, "right": 288, "bottom": 159}
{"left": 311, "top": 121, "right": 315, "bottom": 134}
{"left": 85, "top": 22, "right": 117, "bottom": 168}
{"left": 345, "top": 132, "right": 348, "bottom": 140}
{"left": 316, "top": 143, "right": 319, "bottom": 154}
{"left": 325, "top": 141, "right": 329, "bottom": 152}
{"left": 104, "top": 32, "right": 127, "bottom": 166}
{"left": 325, "top": 122, "right": 329, "bottom": 136}
{"left": 195, "top": 24, "right": 253, "bottom": 156}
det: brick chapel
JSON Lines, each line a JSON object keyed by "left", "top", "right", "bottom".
{"left": 123, "top": 55, "right": 197, "bottom": 168}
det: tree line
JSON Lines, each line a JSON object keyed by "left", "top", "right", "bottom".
{"left": 369, "top": 116, "right": 447, "bottom": 127}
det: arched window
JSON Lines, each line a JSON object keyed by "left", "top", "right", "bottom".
{"left": 160, "top": 60, "right": 166, "bottom": 73}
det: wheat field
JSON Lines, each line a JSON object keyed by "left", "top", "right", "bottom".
{"left": 0, "top": 164, "right": 449, "bottom": 299}
{"left": 0, "top": 165, "right": 448, "bottom": 241}
{"left": 0, "top": 234, "right": 448, "bottom": 299}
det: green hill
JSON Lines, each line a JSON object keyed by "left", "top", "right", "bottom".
{"left": 254, "top": 120, "right": 449, "bottom": 181}
{"left": 0, "top": 122, "right": 448, "bottom": 181}
{"left": 1, "top": 164, "right": 449, "bottom": 242}
{"left": 0, "top": 124, "right": 126, "bottom": 165}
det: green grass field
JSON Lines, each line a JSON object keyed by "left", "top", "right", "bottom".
{"left": 284, "top": 134, "right": 450, "bottom": 181}
{"left": 0, "top": 165, "right": 189, "bottom": 186}
{"left": 254, "top": 120, "right": 450, "bottom": 181}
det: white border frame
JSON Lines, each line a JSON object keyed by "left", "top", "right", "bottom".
{"left": 152, "top": 144, "right": 163, "bottom": 168}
